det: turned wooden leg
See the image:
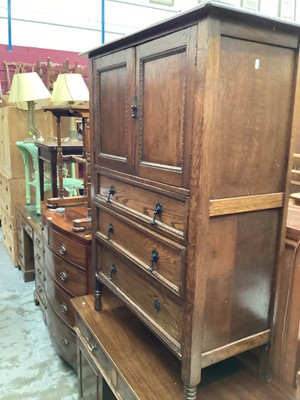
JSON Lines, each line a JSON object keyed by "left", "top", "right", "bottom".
{"left": 184, "top": 385, "right": 197, "bottom": 400}
{"left": 94, "top": 279, "right": 103, "bottom": 311}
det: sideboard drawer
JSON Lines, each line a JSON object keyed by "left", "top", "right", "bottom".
{"left": 97, "top": 174, "right": 188, "bottom": 240}
{"left": 45, "top": 246, "right": 87, "bottom": 297}
{"left": 49, "top": 227, "right": 86, "bottom": 268}
{"left": 97, "top": 206, "right": 186, "bottom": 296}
{"left": 46, "top": 275, "right": 75, "bottom": 329}
{"left": 46, "top": 302, "right": 77, "bottom": 370}
{"left": 97, "top": 245, "right": 182, "bottom": 346}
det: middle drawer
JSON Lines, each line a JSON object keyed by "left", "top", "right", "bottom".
{"left": 97, "top": 206, "right": 186, "bottom": 296}
{"left": 45, "top": 246, "right": 87, "bottom": 297}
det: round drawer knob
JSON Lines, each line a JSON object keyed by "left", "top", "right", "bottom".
{"left": 60, "top": 271, "right": 68, "bottom": 282}
{"left": 61, "top": 338, "right": 69, "bottom": 347}
{"left": 58, "top": 244, "right": 67, "bottom": 255}
{"left": 60, "top": 303, "right": 68, "bottom": 314}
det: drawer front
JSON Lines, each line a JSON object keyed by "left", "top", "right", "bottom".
{"left": 49, "top": 227, "right": 86, "bottom": 268}
{"left": 45, "top": 246, "right": 87, "bottom": 297}
{"left": 35, "top": 258, "right": 45, "bottom": 282}
{"left": 97, "top": 207, "right": 186, "bottom": 295}
{"left": 45, "top": 275, "right": 75, "bottom": 329}
{"left": 46, "top": 303, "right": 77, "bottom": 370}
{"left": 97, "top": 245, "right": 182, "bottom": 344}
{"left": 98, "top": 174, "right": 188, "bottom": 239}
{"left": 35, "top": 273, "right": 47, "bottom": 307}
{"left": 34, "top": 244, "right": 45, "bottom": 276}
{"left": 76, "top": 316, "right": 138, "bottom": 400}
{"left": 2, "top": 224, "right": 18, "bottom": 265}
{"left": 33, "top": 231, "right": 44, "bottom": 251}
{"left": 1, "top": 176, "right": 25, "bottom": 216}
{"left": 1, "top": 209, "right": 15, "bottom": 236}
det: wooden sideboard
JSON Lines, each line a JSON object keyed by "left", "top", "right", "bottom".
{"left": 42, "top": 204, "right": 92, "bottom": 369}
{"left": 86, "top": 3, "right": 300, "bottom": 399}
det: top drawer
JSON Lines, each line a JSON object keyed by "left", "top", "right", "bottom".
{"left": 97, "top": 174, "right": 188, "bottom": 241}
{"left": 49, "top": 227, "right": 86, "bottom": 269}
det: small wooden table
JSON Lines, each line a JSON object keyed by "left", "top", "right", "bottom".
{"left": 35, "top": 140, "right": 83, "bottom": 200}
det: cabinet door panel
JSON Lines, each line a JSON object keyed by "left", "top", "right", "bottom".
{"left": 93, "top": 49, "right": 135, "bottom": 173}
{"left": 135, "top": 27, "right": 197, "bottom": 188}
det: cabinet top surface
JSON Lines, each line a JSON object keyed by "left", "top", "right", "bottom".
{"left": 41, "top": 203, "right": 92, "bottom": 242}
{"left": 83, "top": 0, "right": 300, "bottom": 58}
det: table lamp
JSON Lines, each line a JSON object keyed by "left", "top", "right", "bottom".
{"left": 51, "top": 73, "right": 89, "bottom": 140}
{"left": 8, "top": 72, "right": 51, "bottom": 141}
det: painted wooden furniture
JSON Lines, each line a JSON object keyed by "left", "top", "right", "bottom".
{"left": 0, "top": 104, "right": 52, "bottom": 264}
{"left": 0, "top": 105, "right": 28, "bottom": 264}
{"left": 35, "top": 140, "right": 84, "bottom": 201}
{"left": 42, "top": 204, "right": 92, "bottom": 369}
{"left": 85, "top": 3, "right": 300, "bottom": 399}
{"left": 72, "top": 294, "right": 298, "bottom": 400}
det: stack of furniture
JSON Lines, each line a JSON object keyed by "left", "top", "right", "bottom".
{"left": 73, "top": 3, "right": 300, "bottom": 399}
{"left": 0, "top": 102, "right": 52, "bottom": 265}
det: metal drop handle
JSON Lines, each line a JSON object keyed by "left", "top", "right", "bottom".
{"left": 107, "top": 223, "right": 114, "bottom": 240}
{"left": 149, "top": 249, "right": 159, "bottom": 273}
{"left": 150, "top": 202, "right": 163, "bottom": 226}
{"left": 109, "top": 264, "right": 117, "bottom": 281}
{"left": 153, "top": 299, "right": 161, "bottom": 312}
{"left": 107, "top": 185, "right": 116, "bottom": 203}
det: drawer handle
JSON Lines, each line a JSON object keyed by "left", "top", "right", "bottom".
{"left": 35, "top": 237, "right": 41, "bottom": 245}
{"left": 60, "top": 303, "right": 68, "bottom": 314}
{"left": 107, "top": 223, "right": 114, "bottom": 240}
{"left": 38, "top": 285, "right": 43, "bottom": 294}
{"left": 150, "top": 202, "right": 163, "bottom": 226}
{"left": 109, "top": 264, "right": 117, "bottom": 281}
{"left": 36, "top": 253, "right": 41, "bottom": 262}
{"left": 149, "top": 249, "right": 159, "bottom": 273}
{"left": 107, "top": 185, "right": 116, "bottom": 203}
{"left": 61, "top": 338, "right": 69, "bottom": 347}
{"left": 86, "top": 336, "right": 98, "bottom": 352}
{"left": 58, "top": 244, "right": 67, "bottom": 255}
{"left": 60, "top": 271, "right": 68, "bottom": 282}
{"left": 153, "top": 299, "right": 161, "bottom": 312}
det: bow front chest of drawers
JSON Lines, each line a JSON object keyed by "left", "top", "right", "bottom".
{"left": 42, "top": 205, "right": 92, "bottom": 369}
{"left": 86, "top": 2, "right": 300, "bottom": 399}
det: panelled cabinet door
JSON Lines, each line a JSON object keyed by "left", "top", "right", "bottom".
{"left": 93, "top": 48, "right": 135, "bottom": 174}
{"left": 135, "top": 26, "right": 197, "bottom": 188}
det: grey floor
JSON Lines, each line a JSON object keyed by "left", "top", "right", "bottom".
{"left": 0, "top": 228, "right": 78, "bottom": 400}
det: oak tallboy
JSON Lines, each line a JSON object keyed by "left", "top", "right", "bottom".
{"left": 86, "top": 2, "right": 300, "bottom": 399}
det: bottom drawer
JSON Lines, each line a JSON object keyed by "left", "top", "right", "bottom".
{"left": 46, "top": 303, "right": 77, "bottom": 370}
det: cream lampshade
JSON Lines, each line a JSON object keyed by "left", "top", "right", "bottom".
{"left": 51, "top": 73, "right": 89, "bottom": 139}
{"left": 8, "top": 72, "right": 51, "bottom": 139}
{"left": 51, "top": 73, "right": 89, "bottom": 106}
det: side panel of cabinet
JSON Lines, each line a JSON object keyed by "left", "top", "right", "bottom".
{"left": 135, "top": 26, "right": 198, "bottom": 188}
{"left": 93, "top": 48, "right": 135, "bottom": 174}
{"left": 211, "top": 37, "right": 295, "bottom": 199}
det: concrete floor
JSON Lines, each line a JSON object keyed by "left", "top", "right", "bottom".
{"left": 0, "top": 228, "right": 78, "bottom": 400}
